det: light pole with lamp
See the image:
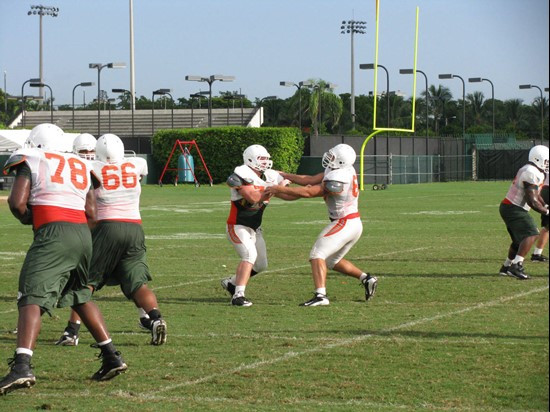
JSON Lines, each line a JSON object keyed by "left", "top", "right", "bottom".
{"left": 258, "top": 95, "right": 277, "bottom": 125}
{"left": 400, "top": 68, "right": 429, "bottom": 140}
{"left": 360, "top": 63, "right": 390, "bottom": 131}
{"left": 112, "top": 88, "right": 134, "bottom": 139}
{"left": 89, "top": 62, "right": 126, "bottom": 136}
{"left": 469, "top": 77, "right": 495, "bottom": 138}
{"left": 519, "top": 84, "right": 544, "bottom": 144}
{"left": 152, "top": 89, "right": 171, "bottom": 135}
{"left": 30, "top": 82, "right": 53, "bottom": 123}
{"left": 20, "top": 78, "right": 41, "bottom": 127}
{"left": 27, "top": 5, "right": 59, "bottom": 99}
{"left": 439, "top": 73, "right": 465, "bottom": 137}
{"left": 341, "top": 19, "right": 366, "bottom": 131}
{"left": 72, "top": 82, "right": 94, "bottom": 129}
{"left": 279, "top": 80, "right": 312, "bottom": 132}
{"left": 185, "top": 75, "right": 235, "bottom": 127}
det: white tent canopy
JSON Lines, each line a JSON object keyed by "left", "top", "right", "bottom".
{"left": 0, "top": 130, "right": 79, "bottom": 152}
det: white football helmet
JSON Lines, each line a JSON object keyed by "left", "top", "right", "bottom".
{"left": 73, "top": 133, "right": 97, "bottom": 160}
{"left": 243, "top": 144, "right": 273, "bottom": 172}
{"left": 528, "top": 145, "right": 549, "bottom": 173}
{"left": 25, "top": 123, "right": 67, "bottom": 151}
{"left": 95, "top": 133, "right": 125, "bottom": 163}
{"left": 322, "top": 144, "right": 356, "bottom": 169}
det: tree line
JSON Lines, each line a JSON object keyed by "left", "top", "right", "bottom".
{"left": 1, "top": 80, "right": 548, "bottom": 139}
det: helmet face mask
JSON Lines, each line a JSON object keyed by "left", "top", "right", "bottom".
{"left": 243, "top": 144, "right": 273, "bottom": 172}
{"left": 25, "top": 123, "right": 67, "bottom": 152}
{"left": 528, "top": 145, "right": 549, "bottom": 173}
{"left": 73, "top": 133, "right": 97, "bottom": 160}
{"left": 95, "top": 134, "right": 125, "bottom": 163}
{"left": 322, "top": 144, "right": 356, "bottom": 169}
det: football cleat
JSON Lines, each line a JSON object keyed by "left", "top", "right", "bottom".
{"left": 0, "top": 354, "right": 36, "bottom": 395}
{"left": 91, "top": 351, "right": 127, "bottom": 381}
{"left": 499, "top": 265, "right": 511, "bottom": 276}
{"left": 300, "top": 293, "right": 330, "bottom": 307}
{"left": 530, "top": 254, "right": 549, "bottom": 263}
{"left": 55, "top": 331, "right": 79, "bottom": 346}
{"left": 138, "top": 317, "right": 152, "bottom": 331}
{"left": 231, "top": 295, "right": 253, "bottom": 307}
{"left": 220, "top": 278, "right": 236, "bottom": 296}
{"left": 151, "top": 319, "right": 167, "bottom": 346}
{"left": 362, "top": 274, "right": 378, "bottom": 301}
{"left": 506, "top": 263, "right": 530, "bottom": 280}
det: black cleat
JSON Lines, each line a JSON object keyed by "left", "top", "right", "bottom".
{"left": 300, "top": 293, "right": 330, "bottom": 307}
{"left": 530, "top": 254, "right": 549, "bottom": 263}
{"left": 138, "top": 317, "right": 153, "bottom": 331}
{"left": 499, "top": 265, "right": 511, "bottom": 276}
{"left": 91, "top": 351, "right": 128, "bottom": 381}
{"left": 55, "top": 331, "right": 79, "bottom": 346}
{"left": 0, "top": 354, "right": 36, "bottom": 395}
{"left": 221, "top": 278, "right": 236, "bottom": 296}
{"left": 362, "top": 274, "right": 378, "bottom": 301}
{"left": 231, "top": 295, "right": 253, "bottom": 307}
{"left": 507, "top": 262, "right": 530, "bottom": 280}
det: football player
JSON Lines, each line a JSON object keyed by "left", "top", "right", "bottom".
{"left": 221, "top": 144, "right": 295, "bottom": 306}
{"left": 530, "top": 172, "right": 549, "bottom": 263}
{"left": 499, "top": 145, "right": 549, "bottom": 279}
{"left": 0, "top": 124, "right": 127, "bottom": 395}
{"left": 265, "top": 143, "right": 378, "bottom": 306}
{"left": 57, "top": 133, "right": 167, "bottom": 345}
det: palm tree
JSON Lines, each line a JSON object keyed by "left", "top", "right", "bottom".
{"left": 467, "top": 91, "right": 485, "bottom": 126}
{"left": 308, "top": 79, "right": 343, "bottom": 136}
{"left": 428, "top": 84, "right": 452, "bottom": 135}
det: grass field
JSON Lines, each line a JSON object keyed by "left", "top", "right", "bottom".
{"left": 0, "top": 181, "right": 548, "bottom": 411}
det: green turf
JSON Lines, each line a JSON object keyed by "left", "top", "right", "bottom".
{"left": 0, "top": 181, "right": 548, "bottom": 411}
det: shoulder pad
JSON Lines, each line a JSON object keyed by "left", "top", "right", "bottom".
{"left": 263, "top": 169, "right": 283, "bottom": 185}
{"left": 324, "top": 180, "right": 345, "bottom": 194}
{"left": 3, "top": 153, "right": 27, "bottom": 175}
{"left": 227, "top": 173, "right": 244, "bottom": 188}
{"left": 324, "top": 168, "right": 349, "bottom": 183}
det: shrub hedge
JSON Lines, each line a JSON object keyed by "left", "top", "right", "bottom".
{"left": 151, "top": 126, "right": 304, "bottom": 184}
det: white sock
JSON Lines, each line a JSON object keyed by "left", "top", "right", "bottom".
{"left": 533, "top": 248, "right": 543, "bottom": 255}
{"left": 315, "top": 287, "right": 326, "bottom": 296}
{"left": 504, "top": 258, "right": 512, "bottom": 266}
{"left": 359, "top": 273, "right": 368, "bottom": 282}
{"left": 137, "top": 307, "right": 149, "bottom": 319}
{"left": 234, "top": 285, "right": 246, "bottom": 297}
{"left": 97, "top": 339, "right": 112, "bottom": 347}
{"left": 511, "top": 256, "right": 524, "bottom": 265}
{"left": 15, "top": 347, "right": 33, "bottom": 357}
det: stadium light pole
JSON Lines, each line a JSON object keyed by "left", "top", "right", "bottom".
{"left": 400, "top": 69, "right": 429, "bottom": 142}
{"left": 519, "top": 84, "right": 544, "bottom": 144}
{"left": 152, "top": 88, "right": 172, "bottom": 135}
{"left": 112, "top": 88, "right": 134, "bottom": 139}
{"left": 341, "top": 19, "right": 366, "bottom": 131}
{"left": 30, "top": 82, "right": 54, "bottom": 123}
{"left": 89, "top": 62, "right": 126, "bottom": 136}
{"left": 469, "top": 77, "right": 495, "bottom": 138}
{"left": 259, "top": 95, "right": 277, "bottom": 125}
{"left": 72, "top": 82, "right": 95, "bottom": 129}
{"left": 28, "top": 5, "right": 59, "bottom": 99}
{"left": 185, "top": 75, "right": 235, "bottom": 127}
{"left": 279, "top": 80, "right": 312, "bottom": 132}
{"left": 439, "top": 73, "right": 465, "bottom": 137}
{"left": 360, "top": 63, "right": 390, "bottom": 131}
{"left": 20, "top": 78, "right": 41, "bottom": 127}
{"left": 3, "top": 71, "right": 6, "bottom": 124}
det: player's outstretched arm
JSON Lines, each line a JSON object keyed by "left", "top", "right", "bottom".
{"left": 280, "top": 172, "right": 324, "bottom": 187}
{"left": 8, "top": 175, "right": 32, "bottom": 225}
{"left": 266, "top": 183, "right": 324, "bottom": 199}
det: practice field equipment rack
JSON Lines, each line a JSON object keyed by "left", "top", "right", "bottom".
{"left": 158, "top": 140, "right": 213, "bottom": 187}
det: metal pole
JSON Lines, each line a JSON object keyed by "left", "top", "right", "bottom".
{"left": 151, "top": 93, "right": 155, "bottom": 135}
{"left": 3, "top": 71, "right": 6, "bottom": 122}
{"left": 298, "top": 85, "right": 302, "bottom": 131}
{"left": 72, "top": 84, "right": 77, "bottom": 129}
{"left": 350, "top": 30, "right": 355, "bottom": 130}
{"left": 208, "top": 81, "right": 213, "bottom": 127}
{"left": 240, "top": 96, "right": 244, "bottom": 126}
{"left": 97, "top": 67, "right": 101, "bottom": 136}
{"left": 129, "top": 0, "right": 136, "bottom": 113}
{"left": 39, "top": 13, "right": 44, "bottom": 98}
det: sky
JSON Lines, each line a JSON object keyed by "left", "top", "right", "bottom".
{"left": 1, "top": 0, "right": 548, "bottom": 107}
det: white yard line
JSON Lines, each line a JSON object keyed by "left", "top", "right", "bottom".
{"left": 145, "top": 285, "right": 548, "bottom": 395}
